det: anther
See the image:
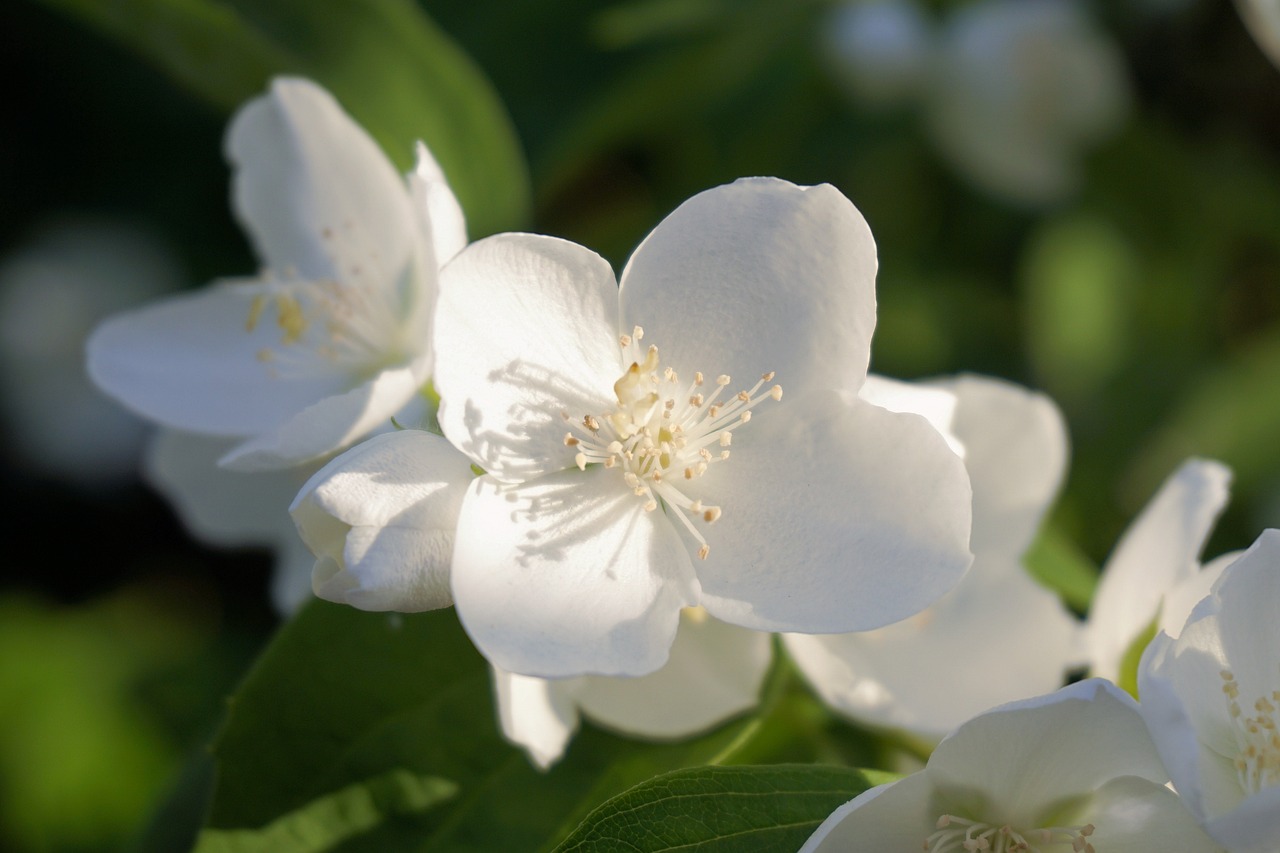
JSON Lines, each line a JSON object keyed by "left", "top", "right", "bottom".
{"left": 770, "top": 385, "right": 783, "bottom": 400}
{"left": 564, "top": 434, "right": 580, "bottom": 446}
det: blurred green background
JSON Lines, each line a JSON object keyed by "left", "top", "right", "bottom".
{"left": 4, "top": 0, "right": 1280, "bottom": 849}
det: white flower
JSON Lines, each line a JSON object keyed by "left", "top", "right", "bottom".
{"left": 926, "top": 0, "right": 1129, "bottom": 205}
{"left": 493, "top": 607, "right": 771, "bottom": 768}
{"left": 1237, "top": 0, "right": 1280, "bottom": 71}
{"left": 87, "top": 77, "right": 465, "bottom": 472}
{"left": 1086, "top": 459, "right": 1234, "bottom": 684}
{"left": 802, "top": 679, "right": 1223, "bottom": 853}
{"left": 785, "top": 374, "right": 1081, "bottom": 740}
{"left": 823, "top": 0, "right": 934, "bottom": 107}
{"left": 1139, "top": 530, "right": 1280, "bottom": 853}
{"left": 0, "top": 222, "right": 179, "bottom": 486}
{"left": 301, "top": 177, "right": 973, "bottom": 678}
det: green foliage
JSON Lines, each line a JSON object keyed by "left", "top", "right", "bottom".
{"left": 1023, "top": 525, "right": 1099, "bottom": 614}
{"left": 1117, "top": 614, "right": 1160, "bottom": 700}
{"left": 36, "top": 0, "right": 530, "bottom": 236}
{"left": 553, "top": 764, "right": 886, "bottom": 852}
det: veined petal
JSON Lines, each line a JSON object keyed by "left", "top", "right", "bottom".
{"left": 491, "top": 667, "right": 580, "bottom": 771}
{"left": 927, "top": 680, "right": 1168, "bottom": 828}
{"left": 784, "top": 557, "right": 1080, "bottom": 740}
{"left": 574, "top": 610, "right": 771, "bottom": 738}
{"left": 290, "top": 430, "right": 473, "bottom": 612}
{"left": 619, "top": 178, "right": 877, "bottom": 397}
{"left": 944, "top": 375, "right": 1068, "bottom": 558}
{"left": 694, "top": 390, "right": 972, "bottom": 634}
{"left": 87, "top": 280, "right": 350, "bottom": 436}
{"left": 433, "top": 234, "right": 621, "bottom": 481}
{"left": 1088, "top": 458, "right": 1232, "bottom": 682}
{"left": 226, "top": 77, "right": 414, "bottom": 287}
{"left": 450, "top": 469, "right": 699, "bottom": 678}
{"left": 220, "top": 358, "right": 428, "bottom": 471}
{"left": 799, "top": 773, "right": 935, "bottom": 852}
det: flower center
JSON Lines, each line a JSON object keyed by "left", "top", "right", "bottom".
{"left": 562, "top": 325, "right": 781, "bottom": 560}
{"left": 1221, "top": 668, "right": 1280, "bottom": 795}
{"left": 926, "top": 815, "right": 1095, "bottom": 853}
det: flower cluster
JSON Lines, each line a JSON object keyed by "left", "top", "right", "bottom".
{"left": 86, "top": 78, "right": 1280, "bottom": 850}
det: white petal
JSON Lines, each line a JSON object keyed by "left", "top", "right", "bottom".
{"left": 1158, "top": 549, "right": 1239, "bottom": 638}
{"left": 491, "top": 667, "right": 580, "bottom": 770}
{"left": 799, "top": 773, "right": 935, "bottom": 852}
{"left": 944, "top": 375, "right": 1068, "bottom": 558}
{"left": 450, "top": 469, "right": 699, "bottom": 678}
{"left": 1087, "top": 458, "right": 1232, "bottom": 682}
{"left": 1085, "top": 775, "right": 1224, "bottom": 852}
{"left": 290, "top": 430, "right": 473, "bottom": 612}
{"left": 433, "top": 234, "right": 621, "bottom": 481}
{"left": 1204, "top": 785, "right": 1280, "bottom": 853}
{"left": 1212, "top": 530, "right": 1280, "bottom": 694}
{"left": 574, "top": 611, "right": 771, "bottom": 738}
{"left": 271, "top": 534, "right": 320, "bottom": 615}
{"left": 410, "top": 142, "right": 467, "bottom": 266}
{"left": 619, "top": 178, "right": 877, "bottom": 397}
{"left": 927, "top": 680, "right": 1168, "bottom": 828}
{"left": 87, "top": 281, "right": 349, "bottom": 436}
{"left": 695, "top": 391, "right": 972, "bottom": 634}
{"left": 220, "top": 359, "right": 428, "bottom": 471}
{"left": 226, "top": 77, "right": 413, "bottom": 285}
{"left": 784, "top": 558, "right": 1080, "bottom": 740}
{"left": 858, "top": 374, "right": 962, "bottom": 455}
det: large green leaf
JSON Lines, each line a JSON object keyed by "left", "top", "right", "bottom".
{"left": 553, "top": 764, "right": 886, "bottom": 853}
{"left": 196, "top": 601, "right": 840, "bottom": 852}
{"left": 36, "top": 0, "right": 529, "bottom": 236}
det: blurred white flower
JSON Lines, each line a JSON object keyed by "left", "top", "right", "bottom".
{"left": 1086, "top": 458, "right": 1235, "bottom": 685}
{"left": 88, "top": 77, "right": 465, "bottom": 472}
{"left": 802, "top": 679, "right": 1222, "bottom": 853}
{"left": 493, "top": 607, "right": 771, "bottom": 769}
{"left": 0, "top": 221, "right": 179, "bottom": 487}
{"left": 926, "top": 0, "right": 1129, "bottom": 205}
{"left": 299, "top": 177, "right": 973, "bottom": 679}
{"left": 785, "top": 374, "right": 1081, "bottom": 741}
{"left": 824, "top": 0, "right": 933, "bottom": 107}
{"left": 1139, "top": 529, "right": 1280, "bottom": 853}
{"left": 1237, "top": 0, "right": 1280, "bottom": 71}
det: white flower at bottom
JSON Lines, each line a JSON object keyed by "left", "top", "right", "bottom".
{"left": 785, "top": 374, "right": 1081, "bottom": 740}
{"left": 1139, "top": 529, "right": 1280, "bottom": 853}
{"left": 802, "top": 679, "right": 1222, "bottom": 853}
{"left": 493, "top": 607, "right": 771, "bottom": 769}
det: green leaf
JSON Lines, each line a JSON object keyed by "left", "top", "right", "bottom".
{"left": 1117, "top": 614, "right": 1160, "bottom": 700}
{"left": 36, "top": 0, "right": 529, "bottom": 236}
{"left": 200, "top": 602, "right": 841, "bottom": 852}
{"left": 1023, "top": 525, "right": 1099, "bottom": 613}
{"left": 553, "top": 764, "right": 884, "bottom": 853}
{"left": 196, "top": 770, "right": 456, "bottom": 853}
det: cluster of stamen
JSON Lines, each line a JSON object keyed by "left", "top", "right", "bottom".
{"left": 925, "top": 815, "right": 1095, "bottom": 853}
{"left": 244, "top": 221, "right": 405, "bottom": 378}
{"left": 1221, "top": 668, "right": 1280, "bottom": 794}
{"left": 562, "top": 326, "right": 782, "bottom": 560}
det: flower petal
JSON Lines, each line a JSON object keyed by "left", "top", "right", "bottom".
{"left": 290, "top": 430, "right": 473, "bottom": 612}
{"left": 799, "top": 773, "right": 935, "bottom": 852}
{"left": 1087, "top": 458, "right": 1232, "bottom": 682}
{"left": 491, "top": 667, "right": 580, "bottom": 771}
{"left": 694, "top": 390, "right": 972, "bottom": 634}
{"left": 226, "top": 77, "right": 414, "bottom": 286}
{"left": 433, "top": 234, "right": 621, "bottom": 481}
{"left": 410, "top": 142, "right": 467, "bottom": 267}
{"left": 450, "top": 469, "right": 699, "bottom": 677}
{"left": 858, "top": 374, "right": 962, "bottom": 455}
{"left": 1085, "top": 775, "right": 1223, "bottom": 852}
{"left": 784, "top": 558, "right": 1080, "bottom": 740}
{"left": 87, "top": 280, "right": 350, "bottom": 436}
{"left": 220, "top": 358, "right": 428, "bottom": 471}
{"left": 619, "top": 178, "right": 877, "bottom": 397}
{"left": 574, "top": 610, "right": 772, "bottom": 738}
{"left": 1204, "top": 784, "right": 1280, "bottom": 853}
{"left": 927, "top": 680, "right": 1168, "bottom": 828}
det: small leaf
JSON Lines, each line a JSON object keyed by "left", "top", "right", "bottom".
{"left": 553, "top": 764, "right": 882, "bottom": 853}
{"left": 1117, "top": 613, "right": 1160, "bottom": 700}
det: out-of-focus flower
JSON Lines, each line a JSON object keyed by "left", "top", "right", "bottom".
{"left": 493, "top": 607, "right": 771, "bottom": 769}
{"left": 1086, "top": 459, "right": 1234, "bottom": 685}
{"left": 1237, "top": 0, "right": 1280, "bottom": 71}
{"left": 299, "top": 177, "right": 973, "bottom": 679}
{"left": 926, "top": 0, "right": 1129, "bottom": 205}
{"left": 801, "top": 679, "right": 1222, "bottom": 853}
{"left": 88, "top": 77, "right": 465, "bottom": 472}
{"left": 823, "top": 0, "right": 933, "bottom": 107}
{"left": 0, "top": 222, "right": 179, "bottom": 487}
{"left": 1139, "top": 529, "right": 1280, "bottom": 853}
{"left": 785, "top": 374, "right": 1080, "bottom": 741}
